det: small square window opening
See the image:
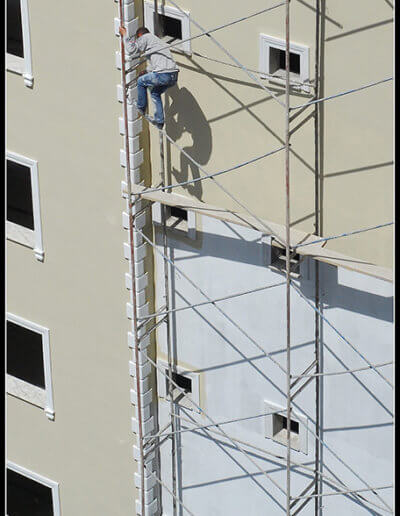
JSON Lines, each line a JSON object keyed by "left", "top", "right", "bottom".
{"left": 272, "top": 413, "right": 301, "bottom": 451}
{"left": 168, "top": 206, "right": 188, "bottom": 222}
{"left": 167, "top": 370, "right": 192, "bottom": 399}
{"left": 270, "top": 238, "right": 301, "bottom": 277}
{"left": 155, "top": 12, "right": 182, "bottom": 41}
{"left": 259, "top": 34, "right": 310, "bottom": 92}
{"left": 269, "top": 47, "right": 300, "bottom": 75}
{"left": 144, "top": 2, "right": 191, "bottom": 54}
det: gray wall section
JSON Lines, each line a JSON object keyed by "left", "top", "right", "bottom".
{"left": 153, "top": 213, "right": 393, "bottom": 515}
{"left": 7, "top": 1, "right": 137, "bottom": 514}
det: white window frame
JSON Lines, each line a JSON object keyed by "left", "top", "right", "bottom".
{"left": 7, "top": 461, "right": 61, "bottom": 516}
{"left": 264, "top": 400, "right": 308, "bottom": 454}
{"left": 259, "top": 34, "right": 310, "bottom": 93}
{"left": 6, "top": 0, "right": 34, "bottom": 87}
{"left": 144, "top": 1, "right": 191, "bottom": 54}
{"left": 6, "top": 151, "right": 44, "bottom": 261}
{"left": 157, "top": 359, "right": 201, "bottom": 413}
{"left": 6, "top": 313, "right": 55, "bottom": 421}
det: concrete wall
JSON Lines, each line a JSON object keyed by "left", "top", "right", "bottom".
{"left": 153, "top": 213, "right": 393, "bottom": 515}
{"left": 147, "top": 0, "right": 393, "bottom": 268}
{"left": 7, "top": 1, "right": 138, "bottom": 513}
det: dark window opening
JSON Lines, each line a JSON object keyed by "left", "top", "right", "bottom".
{"left": 270, "top": 240, "right": 300, "bottom": 275}
{"left": 7, "top": 159, "right": 34, "bottom": 230}
{"left": 7, "top": 0, "right": 24, "bottom": 58}
{"left": 7, "top": 468, "right": 54, "bottom": 516}
{"left": 281, "top": 416, "right": 299, "bottom": 434}
{"left": 168, "top": 206, "right": 188, "bottom": 221}
{"left": 168, "top": 371, "right": 192, "bottom": 394}
{"left": 273, "top": 413, "right": 300, "bottom": 438}
{"left": 154, "top": 12, "right": 182, "bottom": 40}
{"left": 269, "top": 47, "right": 300, "bottom": 75}
{"left": 7, "top": 321, "right": 46, "bottom": 389}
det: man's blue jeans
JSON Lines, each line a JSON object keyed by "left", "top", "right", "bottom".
{"left": 137, "top": 71, "right": 178, "bottom": 125}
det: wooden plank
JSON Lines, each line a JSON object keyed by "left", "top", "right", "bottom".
{"left": 125, "top": 184, "right": 393, "bottom": 283}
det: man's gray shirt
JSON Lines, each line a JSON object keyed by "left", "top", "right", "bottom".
{"left": 126, "top": 33, "right": 179, "bottom": 74}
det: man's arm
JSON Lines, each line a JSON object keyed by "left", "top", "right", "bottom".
{"left": 119, "top": 27, "right": 141, "bottom": 59}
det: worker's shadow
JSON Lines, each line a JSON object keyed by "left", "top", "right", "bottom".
{"left": 165, "top": 85, "right": 212, "bottom": 200}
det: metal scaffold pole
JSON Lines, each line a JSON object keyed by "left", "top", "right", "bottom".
{"left": 285, "top": 0, "right": 292, "bottom": 514}
{"left": 116, "top": 1, "right": 394, "bottom": 514}
{"left": 118, "top": 1, "right": 145, "bottom": 514}
{"left": 314, "top": 1, "right": 322, "bottom": 514}
{"left": 159, "top": 128, "right": 178, "bottom": 516}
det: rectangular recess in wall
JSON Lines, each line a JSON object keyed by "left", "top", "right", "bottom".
{"left": 259, "top": 34, "right": 310, "bottom": 92}
{"left": 157, "top": 359, "right": 200, "bottom": 412}
{"left": 144, "top": 1, "right": 191, "bottom": 54}
{"left": 270, "top": 237, "right": 301, "bottom": 277}
{"left": 264, "top": 400, "right": 308, "bottom": 454}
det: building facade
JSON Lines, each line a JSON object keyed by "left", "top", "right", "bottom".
{"left": 7, "top": 0, "right": 393, "bottom": 515}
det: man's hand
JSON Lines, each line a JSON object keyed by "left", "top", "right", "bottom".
{"left": 138, "top": 70, "right": 147, "bottom": 77}
{"left": 119, "top": 26, "right": 127, "bottom": 37}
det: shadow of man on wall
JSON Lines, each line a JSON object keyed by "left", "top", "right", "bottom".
{"left": 165, "top": 84, "right": 212, "bottom": 201}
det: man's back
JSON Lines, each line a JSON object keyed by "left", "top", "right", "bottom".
{"left": 127, "top": 32, "right": 179, "bottom": 74}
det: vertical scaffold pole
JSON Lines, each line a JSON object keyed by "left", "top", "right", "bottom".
{"left": 159, "top": 128, "right": 178, "bottom": 516}
{"left": 314, "top": 1, "right": 322, "bottom": 514}
{"left": 285, "top": 0, "right": 292, "bottom": 514}
{"left": 118, "top": 2, "right": 145, "bottom": 514}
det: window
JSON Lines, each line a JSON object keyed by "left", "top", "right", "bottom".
{"left": 269, "top": 47, "right": 300, "bottom": 75}
{"left": 144, "top": 2, "right": 191, "bottom": 54}
{"left": 6, "top": 313, "right": 54, "bottom": 420}
{"left": 168, "top": 206, "right": 188, "bottom": 222}
{"left": 270, "top": 237, "right": 301, "bottom": 277}
{"left": 272, "top": 413, "right": 300, "bottom": 449}
{"left": 168, "top": 371, "right": 193, "bottom": 397}
{"left": 259, "top": 34, "right": 310, "bottom": 92}
{"left": 264, "top": 400, "right": 308, "bottom": 453}
{"left": 155, "top": 12, "right": 183, "bottom": 41}
{"left": 6, "top": 151, "right": 44, "bottom": 261}
{"left": 7, "top": 0, "right": 33, "bottom": 86}
{"left": 157, "top": 360, "right": 201, "bottom": 412}
{"left": 152, "top": 202, "right": 197, "bottom": 240}
{"left": 7, "top": 462, "right": 60, "bottom": 516}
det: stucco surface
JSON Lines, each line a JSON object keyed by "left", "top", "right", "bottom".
{"left": 147, "top": 0, "right": 393, "bottom": 268}
{"left": 7, "top": 1, "right": 137, "bottom": 513}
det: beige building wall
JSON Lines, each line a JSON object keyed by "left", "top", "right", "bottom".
{"left": 147, "top": 0, "right": 393, "bottom": 268}
{"left": 7, "top": 0, "right": 142, "bottom": 513}
{"left": 6, "top": 0, "right": 393, "bottom": 514}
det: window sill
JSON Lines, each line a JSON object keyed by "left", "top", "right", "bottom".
{"left": 7, "top": 375, "right": 54, "bottom": 420}
{"left": 6, "top": 53, "right": 33, "bottom": 87}
{"left": 7, "top": 221, "right": 44, "bottom": 261}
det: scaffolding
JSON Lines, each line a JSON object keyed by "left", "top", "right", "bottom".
{"left": 117, "top": 1, "right": 394, "bottom": 514}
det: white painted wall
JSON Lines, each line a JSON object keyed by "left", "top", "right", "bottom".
{"left": 153, "top": 212, "right": 393, "bottom": 515}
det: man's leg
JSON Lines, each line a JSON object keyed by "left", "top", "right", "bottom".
{"left": 149, "top": 85, "right": 169, "bottom": 127}
{"left": 149, "top": 73, "right": 178, "bottom": 127}
{"left": 137, "top": 73, "right": 157, "bottom": 115}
